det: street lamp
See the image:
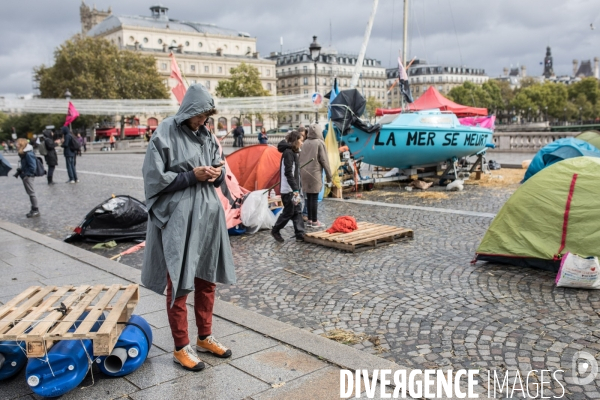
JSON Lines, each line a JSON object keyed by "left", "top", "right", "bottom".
{"left": 309, "top": 36, "right": 321, "bottom": 124}
{"left": 512, "top": 106, "right": 515, "bottom": 125}
{"left": 64, "top": 89, "right": 72, "bottom": 101}
{"left": 528, "top": 107, "right": 531, "bottom": 123}
{"left": 579, "top": 107, "right": 582, "bottom": 125}
{"left": 544, "top": 106, "right": 548, "bottom": 122}
{"left": 564, "top": 107, "right": 567, "bottom": 125}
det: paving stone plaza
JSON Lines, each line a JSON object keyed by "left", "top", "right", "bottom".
{"left": 1, "top": 151, "right": 600, "bottom": 399}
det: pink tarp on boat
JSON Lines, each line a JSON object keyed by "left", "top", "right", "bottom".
{"left": 458, "top": 115, "right": 496, "bottom": 130}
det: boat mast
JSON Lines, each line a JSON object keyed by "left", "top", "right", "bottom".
{"left": 401, "top": 0, "right": 409, "bottom": 109}
{"left": 350, "top": 0, "right": 379, "bottom": 89}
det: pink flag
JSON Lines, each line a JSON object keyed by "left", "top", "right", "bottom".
{"left": 170, "top": 53, "right": 187, "bottom": 104}
{"left": 64, "top": 102, "right": 79, "bottom": 126}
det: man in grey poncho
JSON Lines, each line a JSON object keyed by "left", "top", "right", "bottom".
{"left": 142, "top": 84, "right": 235, "bottom": 372}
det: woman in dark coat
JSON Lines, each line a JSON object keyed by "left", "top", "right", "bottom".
{"left": 43, "top": 130, "right": 58, "bottom": 185}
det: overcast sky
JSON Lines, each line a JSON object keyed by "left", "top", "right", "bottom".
{"left": 1, "top": 0, "right": 598, "bottom": 96}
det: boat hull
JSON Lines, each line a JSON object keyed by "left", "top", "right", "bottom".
{"left": 344, "top": 125, "right": 493, "bottom": 169}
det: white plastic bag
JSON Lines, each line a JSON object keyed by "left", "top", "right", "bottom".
{"left": 555, "top": 252, "right": 600, "bottom": 289}
{"left": 241, "top": 191, "right": 276, "bottom": 234}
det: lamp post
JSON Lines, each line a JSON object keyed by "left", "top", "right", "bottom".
{"left": 579, "top": 107, "right": 582, "bottom": 125}
{"left": 564, "top": 107, "right": 567, "bottom": 125}
{"left": 309, "top": 36, "right": 321, "bottom": 124}
{"left": 512, "top": 106, "right": 515, "bottom": 125}
{"left": 528, "top": 107, "right": 531, "bottom": 123}
{"left": 544, "top": 106, "right": 548, "bottom": 122}
{"left": 64, "top": 88, "right": 71, "bottom": 102}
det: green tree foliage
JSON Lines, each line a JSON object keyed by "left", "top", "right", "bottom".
{"left": 215, "top": 62, "right": 270, "bottom": 98}
{"left": 0, "top": 113, "right": 66, "bottom": 142}
{"left": 447, "top": 77, "right": 600, "bottom": 122}
{"left": 365, "top": 96, "right": 383, "bottom": 122}
{"left": 35, "top": 35, "right": 169, "bottom": 100}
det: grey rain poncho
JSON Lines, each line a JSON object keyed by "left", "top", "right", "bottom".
{"left": 141, "top": 84, "right": 235, "bottom": 300}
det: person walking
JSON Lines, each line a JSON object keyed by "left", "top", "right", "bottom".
{"left": 42, "top": 129, "right": 58, "bottom": 185}
{"left": 61, "top": 126, "right": 78, "bottom": 183}
{"left": 142, "top": 84, "right": 235, "bottom": 372}
{"left": 76, "top": 133, "right": 85, "bottom": 156}
{"left": 258, "top": 127, "right": 268, "bottom": 144}
{"left": 109, "top": 134, "right": 116, "bottom": 151}
{"left": 271, "top": 130, "right": 305, "bottom": 243}
{"left": 15, "top": 138, "right": 40, "bottom": 218}
{"left": 297, "top": 126, "right": 309, "bottom": 222}
{"left": 299, "top": 123, "right": 332, "bottom": 229}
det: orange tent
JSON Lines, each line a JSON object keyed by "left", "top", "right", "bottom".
{"left": 376, "top": 86, "right": 488, "bottom": 117}
{"left": 226, "top": 144, "right": 282, "bottom": 194}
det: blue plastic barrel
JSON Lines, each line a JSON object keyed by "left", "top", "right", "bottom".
{"left": 26, "top": 312, "right": 104, "bottom": 397}
{"left": 0, "top": 341, "right": 27, "bottom": 380}
{"left": 97, "top": 315, "right": 153, "bottom": 377}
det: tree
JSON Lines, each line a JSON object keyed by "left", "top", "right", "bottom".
{"left": 364, "top": 97, "right": 383, "bottom": 122}
{"left": 447, "top": 81, "right": 492, "bottom": 109}
{"left": 0, "top": 113, "right": 66, "bottom": 142}
{"left": 35, "top": 35, "right": 169, "bottom": 100}
{"left": 215, "top": 62, "right": 270, "bottom": 98}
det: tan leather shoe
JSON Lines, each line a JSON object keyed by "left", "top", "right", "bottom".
{"left": 196, "top": 335, "right": 232, "bottom": 358}
{"left": 173, "top": 344, "right": 205, "bottom": 371}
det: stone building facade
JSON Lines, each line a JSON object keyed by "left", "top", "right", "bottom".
{"left": 82, "top": 4, "right": 277, "bottom": 133}
{"left": 267, "top": 47, "right": 387, "bottom": 127}
{"left": 386, "top": 59, "right": 489, "bottom": 109}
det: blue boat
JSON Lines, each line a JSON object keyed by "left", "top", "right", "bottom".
{"left": 344, "top": 109, "right": 494, "bottom": 169}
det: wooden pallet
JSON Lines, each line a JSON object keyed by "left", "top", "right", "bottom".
{"left": 0, "top": 284, "right": 139, "bottom": 357}
{"left": 268, "top": 196, "right": 283, "bottom": 210}
{"left": 304, "top": 222, "right": 413, "bottom": 253}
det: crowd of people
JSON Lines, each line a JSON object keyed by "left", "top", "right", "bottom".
{"left": 6, "top": 127, "right": 85, "bottom": 218}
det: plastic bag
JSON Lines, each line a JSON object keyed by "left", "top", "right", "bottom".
{"left": 241, "top": 191, "right": 276, "bottom": 234}
{"left": 555, "top": 252, "right": 600, "bottom": 289}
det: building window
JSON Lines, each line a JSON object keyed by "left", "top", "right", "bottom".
{"left": 247, "top": 46, "right": 251, "bottom": 53}
{"left": 158, "top": 39, "right": 163, "bottom": 44}
{"left": 438, "top": 76, "right": 442, "bottom": 82}
{"left": 143, "top": 37, "right": 148, "bottom": 43}
{"left": 438, "top": 86, "right": 443, "bottom": 91}
{"left": 304, "top": 114, "right": 309, "bottom": 120}
{"left": 206, "top": 81, "right": 211, "bottom": 89}
{"left": 185, "top": 41, "right": 190, "bottom": 46}
{"left": 218, "top": 66, "right": 223, "bottom": 73}
{"left": 190, "top": 65, "right": 196, "bottom": 72}
{"left": 303, "top": 89, "right": 308, "bottom": 95}
{"left": 295, "top": 115, "right": 299, "bottom": 121}
{"left": 322, "top": 78, "right": 326, "bottom": 85}
{"left": 266, "top": 69, "right": 271, "bottom": 76}
{"left": 294, "top": 78, "right": 298, "bottom": 86}
{"left": 198, "top": 42, "right": 203, "bottom": 48}
{"left": 204, "top": 66, "right": 209, "bottom": 73}
{"left": 303, "top": 77, "right": 308, "bottom": 85}
{"left": 267, "top": 83, "right": 272, "bottom": 91}
{"left": 191, "top": 80, "right": 197, "bottom": 84}
{"left": 161, "top": 62, "right": 167, "bottom": 70}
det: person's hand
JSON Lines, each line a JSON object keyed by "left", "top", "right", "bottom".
{"left": 207, "top": 160, "right": 225, "bottom": 182}
{"left": 193, "top": 166, "right": 219, "bottom": 182}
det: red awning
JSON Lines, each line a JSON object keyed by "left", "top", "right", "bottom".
{"left": 376, "top": 86, "right": 488, "bottom": 117}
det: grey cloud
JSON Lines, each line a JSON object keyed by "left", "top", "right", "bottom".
{"left": 1, "top": 0, "right": 598, "bottom": 95}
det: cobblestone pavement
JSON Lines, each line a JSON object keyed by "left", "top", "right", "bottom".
{"left": 2, "top": 152, "right": 600, "bottom": 398}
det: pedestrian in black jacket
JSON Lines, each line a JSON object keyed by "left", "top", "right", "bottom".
{"left": 61, "top": 126, "right": 78, "bottom": 183}
{"left": 42, "top": 130, "right": 58, "bottom": 185}
{"left": 271, "top": 131, "right": 305, "bottom": 243}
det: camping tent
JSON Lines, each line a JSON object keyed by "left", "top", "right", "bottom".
{"left": 522, "top": 137, "right": 600, "bottom": 182}
{"left": 226, "top": 144, "right": 281, "bottom": 193}
{"left": 375, "top": 87, "right": 488, "bottom": 117}
{"left": 475, "top": 157, "right": 600, "bottom": 272}
{"left": 575, "top": 130, "right": 600, "bottom": 150}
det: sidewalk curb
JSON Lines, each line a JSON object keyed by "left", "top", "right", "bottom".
{"left": 0, "top": 219, "right": 405, "bottom": 375}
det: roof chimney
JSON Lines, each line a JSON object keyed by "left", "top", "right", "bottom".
{"left": 150, "top": 5, "right": 169, "bottom": 20}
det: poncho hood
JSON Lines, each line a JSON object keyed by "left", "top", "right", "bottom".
{"left": 174, "top": 84, "right": 215, "bottom": 126}
{"left": 307, "top": 123, "right": 324, "bottom": 141}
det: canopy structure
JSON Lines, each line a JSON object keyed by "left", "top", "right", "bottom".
{"left": 476, "top": 157, "right": 600, "bottom": 272}
{"left": 375, "top": 87, "right": 488, "bottom": 117}
{"left": 226, "top": 144, "right": 281, "bottom": 194}
{"left": 0, "top": 94, "right": 318, "bottom": 116}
